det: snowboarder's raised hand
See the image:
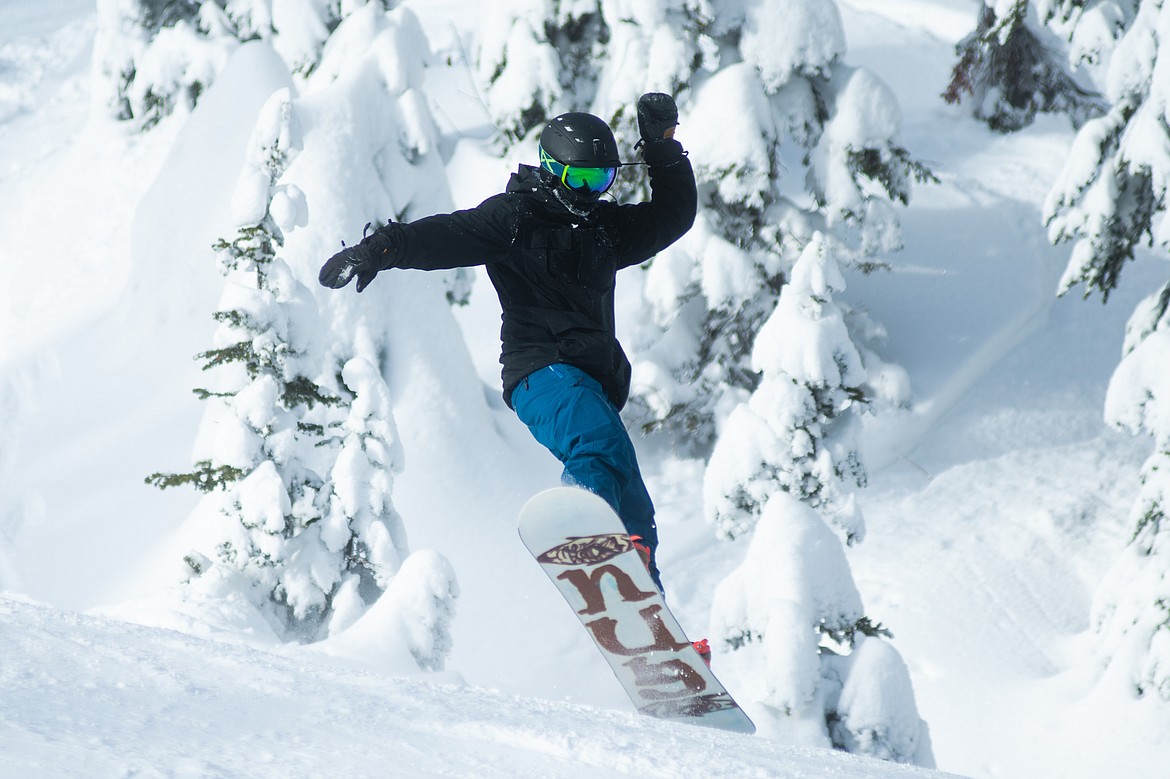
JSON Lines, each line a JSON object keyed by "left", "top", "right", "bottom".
{"left": 319, "top": 224, "right": 395, "bottom": 293}
{"left": 636, "top": 93, "right": 679, "bottom": 144}
{"left": 636, "top": 93, "right": 685, "bottom": 167}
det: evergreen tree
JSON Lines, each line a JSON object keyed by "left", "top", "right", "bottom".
{"left": 1044, "top": 1, "right": 1168, "bottom": 301}
{"left": 1039, "top": 1, "right": 1170, "bottom": 700}
{"left": 703, "top": 233, "right": 869, "bottom": 544}
{"left": 621, "top": 0, "right": 928, "bottom": 448}
{"left": 474, "top": 1, "right": 598, "bottom": 142}
{"left": 1092, "top": 283, "right": 1170, "bottom": 699}
{"left": 136, "top": 3, "right": 466, "bottom": 657}
{"left": 1037, "top": 0, "right": 1140, "bottom": 65}
{"left": 710, "top": 493, "right": 932, "bottom": 765}
{"left": 148, "top": 218, "right": 356, "bottom": 637}
{"left": 93, "top": 0, "right": 353, "bottom": 129}
{"left": 147, "top": 90, "right": 411, "bottom": 640}
{"left": 314, "top": 355, "right": 411, "bottom": 634}
{"left": 474, "top": 0, "right": 706, "bottom": 143}
{"left": 943, "top": 1, "right": 1104, "bottom": 132}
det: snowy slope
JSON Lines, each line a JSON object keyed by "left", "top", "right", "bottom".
{"left": 0, "top": 594, "right": 956, "bottom": 779}
{"left": 2, "top": 1, "right": 1170, "bottom": 778}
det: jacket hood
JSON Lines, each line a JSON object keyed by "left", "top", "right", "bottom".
{"left": 506, "top": 164, "right": 549, "bottom": 194}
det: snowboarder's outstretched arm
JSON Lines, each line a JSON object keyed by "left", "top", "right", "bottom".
{"left": 318, "top": 198, "right": 516, "bottom": 292}
{"left": 318, "top": 92, "right": 694, "bottom": 292}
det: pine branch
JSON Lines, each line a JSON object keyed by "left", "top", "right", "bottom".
{"left": 282, "top": 376, "right": 342, "bottom": 409}
{"left": 145, "top": 460, "right": 247, "bottom": 493}
{"left": 196, "top": 340, "right": 258, "bottom": 373}
{"left": 820, "top": 615, "right": 894, "bottom": 647}
{"left": 192, "top": 387, "right": 237, "bottom": 401}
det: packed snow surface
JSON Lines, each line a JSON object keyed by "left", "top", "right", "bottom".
{"left": 0, "top": 595, "right": 954, "bottom": 778}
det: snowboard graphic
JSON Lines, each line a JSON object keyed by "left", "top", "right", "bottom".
{"left": 518, "top": 487, "right": 756, "bottom": 735}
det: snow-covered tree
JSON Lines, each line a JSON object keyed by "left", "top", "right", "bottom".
{"left": 1036, "top": 1, "right": 1170, "bottom": 701}
{"left": 623, "top": 1, "right": 927, "bottom": 448}
{"left": 1045, "top": 1, "right": 1167, "bottom": 302}
{"left": 1039, "top": 0, "right": 1140, "bottom": 65}
{"left": 93, "top": 0, "right": 353, "bottom": 129}
{"left": 474, "top": 1, "right": 581, "bottom": 141}
{"left": 710, "top": 493, "right": 932, "bottom": 765}
{"left": 1091, "top": 285, "right": 1170, "bottom": 699}
{"left": 94, "top": 0, "right": 235, "bottom": 127}
{"left": 147, "top": 90, "right": 411, "bottom": 639}
{"left": 703, "top": 233, "right": 872, "bottom": 543}
{"left": 315, "top": 356, "right": 411, "bottom": 633}
{"left": 944, "top": 1, "right": 1105, "bottom": 132}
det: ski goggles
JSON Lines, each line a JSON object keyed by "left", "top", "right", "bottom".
{"left": 539, "top": 146, "right": 618, "bottom": 194}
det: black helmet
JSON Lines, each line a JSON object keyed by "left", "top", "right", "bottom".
{"left": 537, "top": 113, "right": 621, "bottom": 210}
{"left": 539, "top": 112, "right": 621, "bottom": 167}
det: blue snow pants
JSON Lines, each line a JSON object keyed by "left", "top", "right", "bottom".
{"left": 511, "top": 364, "right": 662, "bottom": 589}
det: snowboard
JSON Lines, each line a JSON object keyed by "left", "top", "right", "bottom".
{"left": 518, "top": 487, "right": 756, "bottom": 735}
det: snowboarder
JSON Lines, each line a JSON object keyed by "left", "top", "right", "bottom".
{"left": 318, "top": 93, "right": 695, "bottom": 593}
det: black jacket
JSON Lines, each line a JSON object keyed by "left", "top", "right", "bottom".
{"left": 372, "top": 140, "right": 697, "bottom": 409}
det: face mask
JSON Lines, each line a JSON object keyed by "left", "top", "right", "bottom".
{"left": 550, "top": 184, "right": 599, "bottom": 218}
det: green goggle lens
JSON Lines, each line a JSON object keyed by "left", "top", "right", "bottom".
{"left": 564, "top": 165, "right": 617, "bottom": 192}
{"left": 540, "top": 147, "right": 618, "bottom": 194}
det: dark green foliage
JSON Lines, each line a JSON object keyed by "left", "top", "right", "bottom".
{"left": 722, "top": 614, "right": 891, "bottom": 652}
{"left": 1063, "top": 165, "right": 1157, "bottom": 303}
{"left": 723, "top": 626, "right": 762, "bottom": 651}
{"left": 283, "top": 376, "right": 341, "bottom": 409}
{"left": 182, "top": 551, "right": 210, "bottom": 575}
{"left": 699, "top": 281, "right": 783, "bottom": 381}
{"left": 213, "top": 224, "right": 278, "bottom": 277}
{"left": 146, "top": 460, "right": 246, "bottom": 492}
{"left": 137, "top": 0, "right": 201, "bottom": 33}
{"left": 847, "top": 146, "right": 939, "bottom": 209}
{"left": 545, "top": 10, "right": 608, "bottom": 109}
{"left": 822, "top": 615, "right": 893, "bottom": 646}
{"left": 1040, "top": 1, "right": 1140, "bottom": 55}
{"left": 1133, "top": 498, "right": 1166, "bottom": 550}
{"left": 112, "top": 1, "right": 349, "bottom": 128}
{"left": 634, "top": 398, "right": 712, "bottom": 442}
{"left": 944, "top": 2, "right": 1104, "bottom": 132}
{"left": 192, "top": 387, "right": 235, "bottom": 400}
{"left": 196, "top": 340, "right": 275, "bottom": 377}
{"left": 147, "top": 218, "right": 337, "bottom": 498}
{"left": 211, "top": 309, "right": 260, "bottom": 330}
{"left": 137, "top": 88, "right": 173, "bottom": 131}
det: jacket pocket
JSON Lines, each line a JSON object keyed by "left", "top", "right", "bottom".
{"left": 531, "top": 226, "right": 614, "bottom": 292}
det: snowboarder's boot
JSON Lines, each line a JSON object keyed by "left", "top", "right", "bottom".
{"left": 630, "top": 535, "right": 653, "bottom": 572}
{"left": 692, "top": 638, "right": 712, "bottom": 668}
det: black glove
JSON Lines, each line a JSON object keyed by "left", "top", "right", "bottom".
{"left": 319, "top": 223, "right": 396, "bottom": 293}
{"left": 636, "top": 93, "right": 679, "bottom": 144}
